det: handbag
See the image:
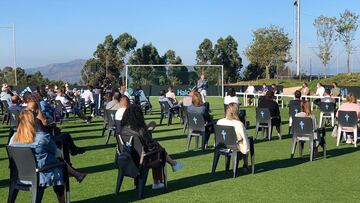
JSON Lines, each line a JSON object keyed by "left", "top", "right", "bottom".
{"left": 331, "top": 124, "right": 338, "bottom": 138}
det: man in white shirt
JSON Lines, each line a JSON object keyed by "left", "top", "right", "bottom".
{"left": 81, "top": 85, "right": 94, "bottom": 104}
{"left": 165, "top": 86, "right": 177, "bottom": 103}
{"left": 245, "top": 81, "right": 256, "bottom": 106}
{"left": 119, "top": 84, "right": 130, "bottom": 98}
{"left": 314, "top": 83, "right": 325, "bottom": 96}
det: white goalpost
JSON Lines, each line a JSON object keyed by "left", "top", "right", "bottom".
{"left": 125, "top": 64, "right": 224, "bottom": 97}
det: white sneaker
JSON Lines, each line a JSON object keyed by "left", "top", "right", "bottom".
{"left": 171, "top": 162, "right": 184, "bottom": 172}
{"left": 346, "top": 140, "right": 352, "bottom": 144}
{"left": 152, "top": 183, "right": 164, "bottom": 189}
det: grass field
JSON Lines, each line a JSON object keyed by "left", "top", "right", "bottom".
{"left": 1, "top": 96, "right": 360, "bottom": 202}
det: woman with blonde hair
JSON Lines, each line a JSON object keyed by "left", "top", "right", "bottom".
{"left": 9, "top": 110, "right": 86, "bottom": 203}
{"left": 217, "top": 103, "right": 250, "bottom": 168}
{"left": 336, "top": 92, "right": 360, "bottom": 144}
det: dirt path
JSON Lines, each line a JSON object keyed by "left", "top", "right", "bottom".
{"left": 283, "top": 86, "right": 301, "bottom": 95}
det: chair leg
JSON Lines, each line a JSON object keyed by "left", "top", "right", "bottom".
{"left": 105, "top": 130, "right": 112, "bottom": 144}
{"left": 251, "top": 154, "right": 255, "bottom": 175}
{"left": 186, "top": 133, "right": 192, "bottom": 151}
{"left": 290, "top": 138, "right": 297, "bottom": 158}
{"left": 299, "top": 142, "right": 304, "bottom": 157}
{"left": 182, "top": 122, "right": 187, "bottom": 135}
{"left": 336, "top": 128, "right": 342, "bottom": 147}
{"left": 162, "top": 165, "right": 167, "bottom": 193}
{"left": 201, "top": 132, "right": 206, "bottom": 151}
{"left": 233, "top": 153, "right": 240, "bottom": 178}
{"left": 195, "top": 136, "right": 199, "bottom": 150}
{"left": 159, "top": 113, "right": 164, "bottom": 125}
{"left": 167, "top": 113, "right": 172, "bottom": 126}
{"left": 323, "top": 143, "right": 327, "bottom": 158}
{"left": 32, "top": 186, "right": 45, "bottom": 203}
{"left": 255, "top": 123, "right": 259, "bottom": 140}
{"left": 310, "top": 141, "right": 314, "bottom": 162}
{"left": 115, "top": 169, "right": 124, "bottom": 195}
{"left": 319, "top": 113, "right": 323, "bottom": 128}
{"left": 225, "top": 155, "right": 231, "bottom": 171}
{"left": 7, "top": 184, "right": 19, "bottom": 203}
{"left": 331, "top": 113, "right": 335, "bottom": 127}
{"left": 353, "top": 129, "right": 357, "bottom": 148}
{"left": 268, "top": 125, "right": 272, "bottom": 141}
{"left": 137, "top": 168, "right": 149, "bottom": 198}
{"left": 211, "top": 150, "right": 221, "bottom": 174}
{"left": 102, "top": 123, "right": 108, "bottom": 137}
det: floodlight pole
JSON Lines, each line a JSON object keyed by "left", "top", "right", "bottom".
{"left": 295, "top": 0, "right": 301, "bottom": 78}
{"left": 125, "top": 65, "right": 128, "bottom": 89}
{"left": 0, "top": 24, "right": 17, "bottom": 86}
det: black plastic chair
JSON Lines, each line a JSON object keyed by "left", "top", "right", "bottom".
{"left": 1, "top": 100, "right": 10, "bottom": 124}
{"left": 211, "top": 125, "right": 255, "bottom": 178}
{"left": 6, "top": 146, "right": 70, "bottom": 203}
{"left": 180, "top": 106, "right": 188, "bottom": 135}
{"left": 255, "top": 108, "right": 273, "bottom": 140}
{"left": 290, "top": 117, "right": 326, "bottom": 161}
{"left": 115, "top": 133, "right": 167, "bottom": 198}
{"left": 159, "top": 101, "right": 173, "bottom": 125}
{"left": 337, "top": 111, "right": 358, "bottom": 147}
{"left": 186, "top": 112, "right": 206, "bottom": 151}
{"left": 8, "top": 110, "right": 20, "bottom": 142}
{"left": 319, "top": 102, "right": 336, "bottom": 127}
{"left": 288, "top": 100, "right": 301, "bottom": 135}
{"left": 105, "top": 110, "right": 117, "bottom": 144}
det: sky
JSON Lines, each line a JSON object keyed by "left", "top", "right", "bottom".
{"left": 0, "top": 0, "right": 360, "bottom": 75}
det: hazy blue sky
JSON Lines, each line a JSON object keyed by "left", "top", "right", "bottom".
{"left": 0, "top": 0, "right": 359, "bottom": 74}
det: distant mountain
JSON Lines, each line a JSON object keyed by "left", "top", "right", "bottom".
{"left": 26, "top": 59, "right": 87, "bottom": 83}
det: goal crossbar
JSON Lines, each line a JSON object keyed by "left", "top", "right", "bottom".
{"left": 125, "top": 64, "right": 224, "bottom": 97}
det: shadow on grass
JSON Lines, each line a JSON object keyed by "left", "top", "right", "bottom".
{"left": 154, "top": 134, "right": 185, "bottom": 142}
{"left": 79, "top": 163, "right": 115, "bottom": 174}
{"left": 60, "top": 123, "right": 103, "bottom": 129}
{"left": 65, "top": 128, "right": 102, "bottom": 135}
{"left": 0, "top": 179, "right": 9, "bottom": 188}
{"left": 73, "top": 135, "right": 103, "bottom": 141}
{"left": 153, "top": 127, "right": 183, "bottom": 134}
{"left": 83, "top": 143, "right": 116, "bottom": 151}
{"left": 73, "top": 171, "right": 234, "bottom": 203}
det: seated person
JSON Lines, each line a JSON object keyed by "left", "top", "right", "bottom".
{"left": 115, "top": 96, "right": 130, "bottom": 121}
{"left": 9, "top": 110, "right": 86, "bottom": 203}
{"left": 224, "top": 88, "right": 240, "bottom": 105}
{"left": 119, "top": 84, "right": 130, "bottom": 98}
{"left": 120, "top": 105, "right": 183, "bottom": 189}
{"left": 301, "top": 82, "right": 310, "bottom": 96}
{"left": 8, "top": 95, "right": 23, "bottom": 111}
{"left": 295, "top": 101, "right": 325, "bottom": 155}
{"left": 217, "top": 103, "right": 250, "bottom": 169}
{"left": 187, "top": 91, "right": 214, "bottom": 148}
{"left": 271, "top": 84, "right": 281, "bottom": 95}
{"left": 259, "top": 83, "right": 268, "bottom": 94}
{"left": 179, "top": 90, "right": 194, "bottom": 107}
{"left": 336, "top": 93, "right": 360, "bottom": 144}
{"left": 330, "top": 82, "right": 340, "bottom": 97}
{"left": 314, "top": 89, "right": 335, "bottom": 107}
{"left": 245, "top": 81, "right": 256, "bottom": 105}
{"left": 81, "top": 85, "right": 95, "bottom": 111}
{"left": 258, "top": 90, "right": 282, "bottom": 139}
{"left": 289, "top": 90, "right": 302, "bottom": 106}
{"left": 165, "top": 86, "right": 177, "bottom": 103}
{"left": 55, "top": 89, "right": 92, "bottom": 123}
{"left": 106, "top": 91, "right": 121, "bottom": 111}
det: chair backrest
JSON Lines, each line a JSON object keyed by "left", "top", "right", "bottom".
{"left": 288, "top": 101, "right": 301, "bottom": 117}
{"left": 159, "top": 101, "right": 171, "bottom": 113}
{"left": 1, "top": 100, "right": 9, "bottom": 111}
{"left": 214, "top": 125, "right": 238, "bottom": 149}
{"left": 8, "top": 110, "right": 20, "bottom": 128}
{"left": 117, "top": 133, "right": 143, "bottom": 158}
{"left": 187, "top": 112, "right": 205, "bottom": 132}
{"left": 55, "top": 100, "right": 65, "bottom": 112}
{"left": 106, "top": 110, "right": 117, "bottom": 127}
{"left": 338, "top": 111, "right": 358, "bottom": 128}
{"left": 292, "top": 117, "right": 314, "bottom": 138}
{"left": 6, "top": 146, "right": 37, "bottom": 183}
{"left": 256, "top": 108, "right": 271, "bottom": 123}
{"left": 319, "top": 102, "right": 335, "bottom": 113}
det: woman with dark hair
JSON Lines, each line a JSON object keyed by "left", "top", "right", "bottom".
{"left": 258, "top": 90, "right": 282, "bottom": 139}
{"left": 224, "top": 87, "right": 240, "bottom": 105}
{"left": 120, "top": 104, "right": 183, "bottom": 189}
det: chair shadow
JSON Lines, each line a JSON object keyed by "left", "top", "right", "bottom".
{"left": 73, "top": 135, "right": 102, "bottom": 141}
{"left": 65, "top": 128, "right": 102, "bottom": 134}
{"left": 60, "top": 123, "right": 103, "bottom": 129}
{"left": 0, "top": 179, "right": 9, "bottom": 188}
{"left": 83, "top": 143, "right": 116, "bottom": 151}
{"left": 153, "top": 127, "right": 183, "bottom": 134}
{"left": 73, "top": 171, "right": 235, "bottom": 203}
{"left": 79, "top": 163, "right": 115, "bottom": 174}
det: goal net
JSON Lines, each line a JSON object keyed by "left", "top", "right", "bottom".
{"left": 125, "top": 64, "right": 224, "bottom": 97}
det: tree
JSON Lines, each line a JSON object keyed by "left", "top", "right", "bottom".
{"left": 195, "top": 38, "right": 217, "bottom": 84}
{"left": 81, "top": 33, "right": 137, "bottom": 85}
{"left": 243, "top": 64, "right": 264, "bottom": 80}
{"left": 128, "top": 43, "right": 165, "bottom": 85}
{"left": 213, "top": 35, "right": 242, "bottom": 83}
{"left": 314, "top": 15, "right": 337, "bottom": 78}
{"left": 245, "top": 25, "right": 292, "bottom": 79}
{"left": 163, "top": 50, "right": 188, "bottom": 85}
{"left": 336, "top": 10, "right": 359, "bottom": 73}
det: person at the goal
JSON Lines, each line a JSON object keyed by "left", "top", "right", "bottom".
{"left": 197, "top": 74, "right": 208, "bottom": 103}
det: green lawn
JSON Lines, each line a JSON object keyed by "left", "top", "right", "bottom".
{"left": 1, "top": 97, "right": 359, "bottom": 202}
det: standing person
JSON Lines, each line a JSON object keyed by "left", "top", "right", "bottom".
{"left": 1, "top": 83, "right": 12, "bottom": 106}
{"left": 301, "top": 82, "right": 310, "bottom": 96}
{"left": 166, "top": 86, "right": 177, "bottom": 103}
{"left": 197, "top": 74, "right": 208, "bottom": 103}
{"left": 330, "top": 82, "right": 340, "bottom": 97}
{"left": 105, "top": 92, "right": 121, "bottom": 111}
{"left": 81, "top": 85, "right": 95, "bottom": 115}
{"left": 258, "top": 91, "right": 282, "bottom": 139}
{"left": 119, "top": 84, "right": 130, "bottom": 98}
{"left": 336, "top": 93, "right": 360, "bottom": 144}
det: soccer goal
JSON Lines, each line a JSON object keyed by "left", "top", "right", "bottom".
{"left": 125, "top": 64, "right": 224, "bottom": 97}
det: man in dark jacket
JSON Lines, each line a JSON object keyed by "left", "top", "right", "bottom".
{"left": 258, "top": 90, "right": 281, "bottom": 139}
